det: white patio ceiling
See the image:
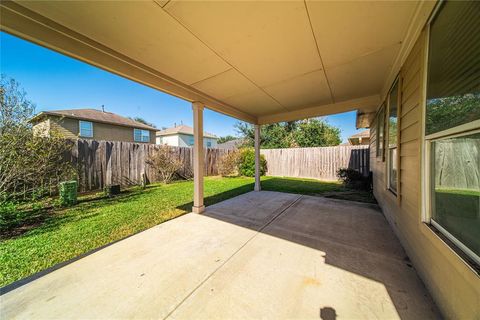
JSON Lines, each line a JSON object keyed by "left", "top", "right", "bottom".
{"left": 0, "top": 1, "right": 435, "bottom": 124}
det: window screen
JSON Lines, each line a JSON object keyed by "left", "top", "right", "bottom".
{"left": 134, "top": 129, "right": 150, "bottom": 142}
{"left": 79, "top": 121, "right": 93, "bottom": 138}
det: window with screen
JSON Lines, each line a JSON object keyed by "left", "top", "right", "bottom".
{"left": 134, "top": 129, "right": 150, "bottom": 142}
{"left": 426, "top": 0, "right": 480, "bottom": 264}
{"left": 79, "top": 121, "right": 93, "bottom": 138}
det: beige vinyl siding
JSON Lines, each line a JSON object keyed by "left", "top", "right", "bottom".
{"left": 32, "top": 119, "right": 51, "bottom": 137}
{"left": 49, "top": 116, "right": 78, "bottom": 139}
{"left": 45, "top": 116, "right": 155, "bottom": 143}
{"left": 370, "top": 30, "right": 480, "bottom": 319}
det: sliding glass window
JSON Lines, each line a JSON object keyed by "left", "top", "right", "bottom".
{"left": 426, "top": 0, "right": 480, "bottom": 264}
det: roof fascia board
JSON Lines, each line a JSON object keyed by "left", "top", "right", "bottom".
{"left": 257, "top": 95, "right": 380, "bottom": 125}
{"left": 36, "top": 112, "right": 157, "bottom": 131}
{"left": 380, "top": 0, "right": 437, "bottom": 101}
{"left": 157, "top": 132, "right": 217, "bottom": 139}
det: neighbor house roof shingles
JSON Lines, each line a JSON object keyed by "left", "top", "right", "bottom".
{"left": 33, "top": 109, "right": 156, "bottom": 130}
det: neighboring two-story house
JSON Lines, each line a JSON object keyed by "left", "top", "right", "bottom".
{"left": 31, "top": 109, "right": 156, "bottom": 143}
{"left": 156, "top": 125, "right": 218, "bottom": 148}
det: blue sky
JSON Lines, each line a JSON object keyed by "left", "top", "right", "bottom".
{"left": 0, "top": 32, "right": 361, "bottom": 142}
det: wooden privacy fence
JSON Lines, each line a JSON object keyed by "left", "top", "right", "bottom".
{"left": 260, "top": 145, "right": 370, "bottom": 181}
{"left": 70, "top": 139, "right": 233, "bottom": 191}
{"left": 433, "top": 137, "right": 480, "bottom": 190}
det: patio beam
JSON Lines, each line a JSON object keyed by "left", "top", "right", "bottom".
{"left": 256, "top": 95, "right": 380, "bottom": 125}
{"left": 192, "top": 102, "right": 205, "bottom": 214}
{"left": 254, "top": 124, "right": 261, "bottom": 192}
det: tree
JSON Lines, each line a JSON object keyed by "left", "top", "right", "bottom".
{"left": 217, "top": 135, "right": 237, "bottom": 144}
{"left": 0, "top": 75, "right": 75, "bottom": 203}
{"left": 129, "top": 116, "right": 156, "bottom": 128}
{"left": 235, "top": 118, "right": 341, "bottom": 149}
{"left": 293, "top": 118, "right": 341, "bottom": 147}
{"left": 0, "top": 75, "right": 35, "bottom": 133}
{"left": 145, "top": 145, "right": 183, "bottom": 184}
{"left": 426, "top": 93, "right": 480, "bottom": 135}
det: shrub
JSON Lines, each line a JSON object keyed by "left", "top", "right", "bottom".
{"left": 0, "top": 127, "right": 75, "bottom": 202}
{"left": 238, "top": 148, "right": 267, "bottom": 177}
{"left": 146, "top": 145, "right": 183, "bottom": 184}
{"left": 1, "top": 76, "right": 76, "bottom": 203}
{"left": 336, "top": 168, "right": 371, "bottom": 191}
{"left": 218, "top": 150, "right": 240, "bottom": 176}
{"left": 0, "top": 201, "right": 19, "bottom": 232}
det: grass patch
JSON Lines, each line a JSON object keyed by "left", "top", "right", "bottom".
{"left": 1, "top": 176, "right": 374, "bottom": 287}
{"left": 0, "top": 177, "right": 254, "bottom": 287}
{"left": 436, "top": 188, "right": 480, "bottom": 196}
{"left": 262, "top": 176, "right": 376, "bottom": 203}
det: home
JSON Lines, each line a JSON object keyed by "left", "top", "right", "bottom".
{"left": 31, "top": 108, "right": 156, "bottom": 143}
{"left": 217, "top": 138, "right": 245, "bottom": 150}
{"left": 156, "top": 124, "right": 218, "bottom": 148}
{"left": 2, "top": 0, "right": 479, "bottom": 318}
{"left": 347, "top": 129, "right": 370, "bottom": 146}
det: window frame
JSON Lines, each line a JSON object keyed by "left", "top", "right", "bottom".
{"left": 134, "top": 128, "right": 150, "bottom": 143}
{"left": 421, "top": 1, "right": 480, "bottom": 267}
{"left": 375, "top": 104, "right": 386, "bottom": 160}
{"left": 79, "top": 120, "right": 93, "bottom": 138}
{"left": 386, "top": 77, "right": 401, "bottom": 195}
{"left": 425, "top": 127, "right": 480, "bottom": 266}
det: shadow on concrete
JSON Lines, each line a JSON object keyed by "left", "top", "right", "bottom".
{"left": 200, "top": 191, "right": 440, "bottom": 319}
{"left": 320, "top": 307, "right": 337, "bottom": 320}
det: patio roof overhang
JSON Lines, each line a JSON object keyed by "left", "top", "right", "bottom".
{"left": 0, "top": 1, "right": 435, "bottom": 125}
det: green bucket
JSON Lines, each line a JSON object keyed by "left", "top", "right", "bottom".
{"left": 59, "top": 180, "right": 78, "bottom": 206}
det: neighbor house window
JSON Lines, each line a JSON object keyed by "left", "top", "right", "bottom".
{"left": 134, "top": 129, "right": 150, "bottom": 142}
{"left": 387, "top": 81, "right": 399, "bottom": 193}
{"left": 188, "top": 136, "right": 194, "bottom": 146}
{"left": 425, "top": 0, "right": 480, "bottom": 264}
{"left": 376, "top": 104, "right": 385, "bottom": 159}
{"left": 79, "top": 120, "right": 93, "bottom": 138}
{"left": 207, "top": 141, "right": 212, "bottom": 147}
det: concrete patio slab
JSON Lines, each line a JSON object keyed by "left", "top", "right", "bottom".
{"left": 1, "top": 191, "right": 440, "bottom": 319}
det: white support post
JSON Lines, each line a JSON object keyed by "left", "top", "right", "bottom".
{"left": 192, "top": 102, "right": 205, "bottom": 213}
{"left": 254, "top": 124, "right": 261, "bottom": 192}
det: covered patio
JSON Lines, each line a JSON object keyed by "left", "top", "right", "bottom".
{"left": 0, "top": 0, "right": 434, "bottom": 214}
{"left": 2, "top": 191, "right": 439, "bottom": 319}
{"left": 3, "top": 1, "right": 477, "bottom": 318}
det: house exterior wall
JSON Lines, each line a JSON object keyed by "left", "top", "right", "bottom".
{"left": 36, "top": 116, "right": 155, "bottom": 143}
{"left": 32, "top": 118, "right": 51, "bottom": 137}
{"left": 178, "top": 134, "right": 193, "bottom": 147}
{"left": 370, "top": 30, "right": 480, "bottom": 319}
{"left": 158, "top": 134, "right": 218, "bottom": 148}
{"left": 348, "top": 137, "right": 370, "bottom": 146}
{"left": 157, "top": 134, "right": 180, "bottom": 146}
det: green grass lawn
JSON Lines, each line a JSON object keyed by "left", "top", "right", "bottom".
{"left": 0, "top": 176, "right": 374, "bottom": 287}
